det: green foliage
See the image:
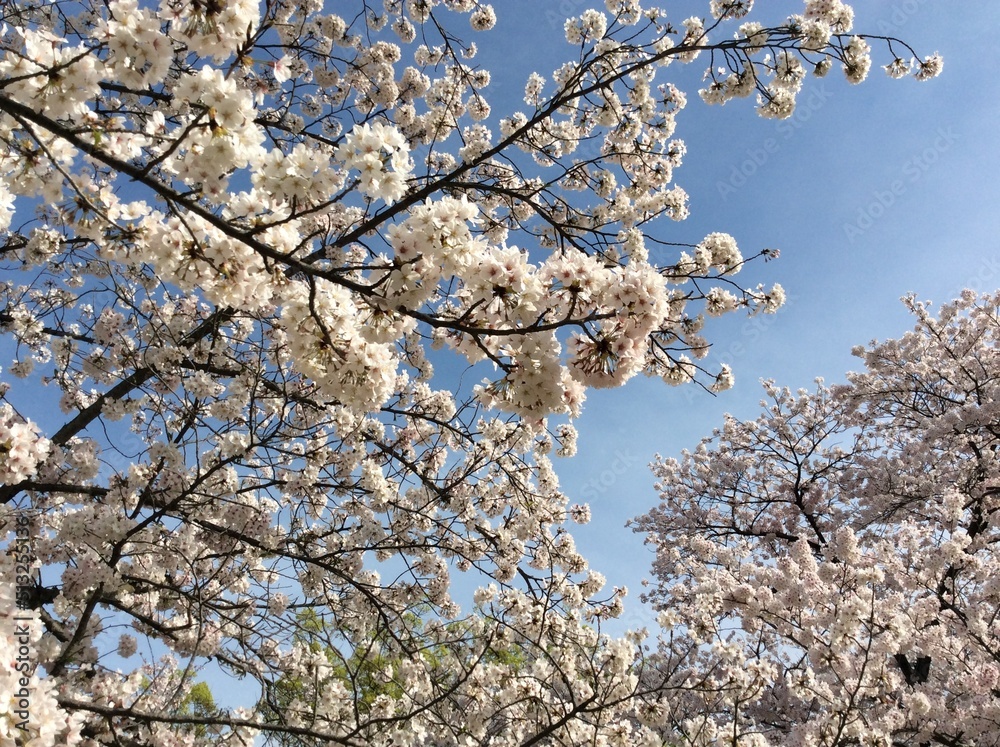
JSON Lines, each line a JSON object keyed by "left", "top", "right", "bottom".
{"left": 258, "top": 607, "right": 529, "bottom": 746}
{"left": 182, "top": 681, "right": 217, "bottom": 718}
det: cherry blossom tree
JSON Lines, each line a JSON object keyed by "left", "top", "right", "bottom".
{"left": 0, "top": 0, "right": 942, "bottom": 744}
{"left": 634, "top": 290, "right": 1000, "bottom": 747}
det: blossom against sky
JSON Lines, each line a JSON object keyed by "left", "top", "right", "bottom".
{"left": 482, "top": 0, "right": 1000, "bottom": 631}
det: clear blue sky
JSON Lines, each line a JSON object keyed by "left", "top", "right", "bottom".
{"left": 472, "top": 1, "right": 1000, "bottom": 634}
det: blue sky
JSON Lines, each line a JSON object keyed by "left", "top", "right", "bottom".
{"left": 469, "top": 0, "right": 1000, "bottom": 633}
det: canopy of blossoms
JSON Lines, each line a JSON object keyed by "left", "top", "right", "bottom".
{"left": 0, "top": 0, "right": 940, "bottom": 744}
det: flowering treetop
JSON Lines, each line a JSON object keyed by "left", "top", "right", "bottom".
{"left": 0, "top": 0, "right": 941, "bottom": 744}
{"left": 634, "top": 290, "right": 1000, "bottom": 747}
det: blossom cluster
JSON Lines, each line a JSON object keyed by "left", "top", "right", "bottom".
{"left": 698, "top": 0, "right": 941, "bottom": 117}
{"left": 0, "top": 404, "right": 50, "bottom": 484}
{"left": 335, "top": 121, "right": 414, "bottom": 203}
